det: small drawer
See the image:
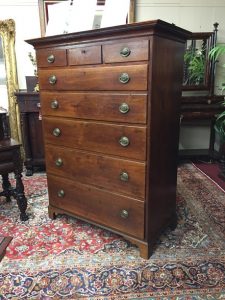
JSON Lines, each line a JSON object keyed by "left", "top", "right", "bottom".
{"left": 20, "top": 100, "right": 40, "bottom": 113}
{"left": 48, "top": 174, "right": 145, "bottom": 239}
{"left": 45, "top": 144, "right": 146, "bottom": 199}
{"left": 68, "top": 45, "right": 101, "bottom": 65}
{"left": 103, "top": 40, "right": 149, "bottom": 63}
{"left": 43, "top": 117, "right": 147, "bottom": 160}
{"left": 38, "top": 64, "right": 148, "bottom": 91}
{"left": 41, "top": 92, "right": 147, "bottom": 124}
{"left": 36, "top": 48, "right": 67, "bottom": 67}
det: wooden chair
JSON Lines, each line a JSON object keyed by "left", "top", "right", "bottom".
{"left": 0, "top": 109, "right": 28, "bottom": 221}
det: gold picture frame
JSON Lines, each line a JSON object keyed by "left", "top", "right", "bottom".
{"left": 0, "top": 19, "right": 21, "bottom": 142}
{"left": 38, "top": 0, "right": 135, "bottom": 37}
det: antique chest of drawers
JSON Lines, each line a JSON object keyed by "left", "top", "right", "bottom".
{"left": 27, "top": 20, "right": 189, "bottom": 258}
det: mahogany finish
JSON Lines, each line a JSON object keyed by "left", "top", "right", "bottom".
{"left": 41, "top": 92, "right": 147, "bottom": 123}
{"left": 27, "top": 20, "right": 190, "bottom": 258}
{"left": 15, "top": 91, "right": 45, "bottom": 176}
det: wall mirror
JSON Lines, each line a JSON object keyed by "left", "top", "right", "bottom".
{"left": 182, "top": 24, "right": 218, "bottom": 91}
{"left": 0, "top": 19, "right": 20, "bottom": 142}
{"left": 38, "top": 0, "right": 135, "bottom": 37}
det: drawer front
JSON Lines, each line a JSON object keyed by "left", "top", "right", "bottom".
{"left": 48, "top": 174, "right": 145, "bottom": 239}
{"left": 38, "top": 64, "right": 148, "bottom": 91}
{"left": 18, "top": 100, "right": 40, "bottom": 113}
{"left": 36, "top": 48, "right": 67, "bottom": 67}
{"left": 43, "top": 117, "right": 147, "bottom": 160}
{"left": 103, "top": 40, "right": 149, "bottom": 63}
{"left": 45, "top": 145, "right": 146, "bottom": 199}
{"left": 68, "top": 45, "right": 101, "bottom": 65}
{"left": 41, "top": 92, "right": 147, "bottom": 124}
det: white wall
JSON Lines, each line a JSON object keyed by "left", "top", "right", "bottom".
{"left": 0, "top": 0, "right": 41, "bottom": 103}
{"left": 136, "top": 0, "right": 225, "bottom": 37}
{"left": 136, "top": 0, "right": 225, "bottom": 93}
{"left": 136, "top": 0, "right": 225, "bottom": 152}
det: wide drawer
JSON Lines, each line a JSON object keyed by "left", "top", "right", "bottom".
{"left": 17, "top": 99, "right": 40, "bottom": 113}
{"left": 103, "top": 40, "right": 149, "bottom": 63}
{"left": 41, "top": 92, "right": 147, "bottom": 124}
{"left": 36, "top": 48, "right": 67, "bottom": 67}
{"left": 43, "top": 117, "right": 147, "bottom": 160}
{"left": 68, "top": 45, "right": 101, "bottom": 65}
{"left": 48, "top": 174, "right": 145, "bottom": 239}
{"left": 45, "top": 144, "right": 146, "bottom": 199}
{"left": 38, "top": 64, "right": 148, "bottom": 91}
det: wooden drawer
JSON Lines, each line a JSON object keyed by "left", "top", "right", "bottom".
{"left": 38, "top": 64, "right": 148, "bottom": 91}
{"left": 36, "top": 48, "right": 67, "bottom": 67}
{"left": 43, "top": 117, "right": 147, "bottom": 160}
{"left": 103, "top": 40, "right": 149, "bottom": 63}
{"left": 41, "top": 92, "right": 147, "bottom": 124}
{"left": 48, "top": 174, "right": 145, "bottom": 239}
{"left": 68, "top": 45, "right": 101, "bottom": 65}
{"left": 17, "top": 99, "right": 40, "bottom": 113}
{"left": 45, "top": 145, "right": 146, "bottom": 199}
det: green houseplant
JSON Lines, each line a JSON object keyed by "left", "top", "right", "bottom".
{"left": 184, "top": 47, "right": 206, "bottom": 85}
{"left": 209, "top": 44, "right": 225, "bottom": 179}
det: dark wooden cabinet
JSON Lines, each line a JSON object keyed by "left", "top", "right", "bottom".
{"left": 27, "top": 20, "right": 190, "bottom": 259}
{"left": 15, "top": 91, "right": 45, "bottom": 175}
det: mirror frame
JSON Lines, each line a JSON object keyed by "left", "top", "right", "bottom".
{"left": 38, "top": 0, "right": 135, "bottom": 37}
{"left": 0, "top": 19, "right": 20, "bottom": 142}
{"left": 182, "top": 23, "right": 218, "bottom": 92}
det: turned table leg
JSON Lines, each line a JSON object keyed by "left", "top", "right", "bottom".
{"left": 1, "top": 174, "right": 12, "bottom": 202}
{"left": 14, "top": 172, "right": 29, "bottom": 221}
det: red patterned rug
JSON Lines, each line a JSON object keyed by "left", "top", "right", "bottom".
{"left": 0, "top": 164, "right": 224, "bottom": 299}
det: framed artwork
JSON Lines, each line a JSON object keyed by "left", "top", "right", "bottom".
{"left": 38, "top": 0, "right": 135, "bottom": 37}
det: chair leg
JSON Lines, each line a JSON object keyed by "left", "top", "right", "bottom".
{"left": 15, "top": 173, "right": 29, "bottom": 221}
{"left": 1, "top": 174, "right": 12, "bottom": 202}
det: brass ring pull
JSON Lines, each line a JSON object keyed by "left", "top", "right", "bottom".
{"left": 52, "top": 128, "right": 61, "bottom": 137}
{"left": 51, "top": 100, "right": 58, "bottom": 109}
{"left": 119, "top": 73, "right": 130, "bottom": 84}
{"left": 49, "top": 75, "right": 57, "bottom": 85}
{"left": 120, "top": 47, "right": 131, "bottom": 57}
{"left": 119, "top": 103, "right": 129, "bottom": 114}
{"left": 119, "top": 136, "right": 129, "bottom": 147}
{"left": 57, "top": 189, "right": 65, "bottom": 197}
{"left": 47, "top": 54, "right": 55, "bottom": 63}
{"left": 120, "top": 171, "right": 129, "bottom": 182}
{"left": 55, "top": 158, "right": 63, "bottom": 167}
{"left": 120, "top": 209, "right": 129, "bottom": 219}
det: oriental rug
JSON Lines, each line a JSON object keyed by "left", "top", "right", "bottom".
{"left": 0, "top": 164, "right": 224, "bottom": 299}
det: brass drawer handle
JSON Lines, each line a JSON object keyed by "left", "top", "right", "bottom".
{"left": 119, "top": 103, "right": 129, "bottom": 114}
{"left": 51, "top": 100, "right": 59, "bottom": 109}
{"left": 119, "top": 136, "right": 129, "bottom": 147}
{"left": 57, "top": 189, "right": 65, "bottom": 197}
{"left": 120, "top": 209, "right": 129, "bottom": 219}
{"left": 55, "top": 158, "right": 63, "bottom": 167}
{"left": 47, "top": 54, "right": 55, "bottom": 63}
{"left": 119, "top": 73, "right": 130, "bottom": 84}
{"left": 52, "top": 128, "right": 61, "bottom": 137}
{"left": 49, "top": 75, "right": 57, "bottom": 85}
{"left": 120, "top": 171, "right": 129, "bottom": 182}
{"left": 120, "top": 47, "right": 131, "bottom": 57}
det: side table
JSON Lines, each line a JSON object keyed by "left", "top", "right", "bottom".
{"left": 15, "top": 91, "right": 45, "bottom": 176}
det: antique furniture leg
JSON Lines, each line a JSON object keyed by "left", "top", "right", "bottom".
{"left": 1, "top": 173, "right": 12, "bottom": 202}
{"left": 13, "top": 147, "right": 29, "bottom": 221}
{"left": 14, "top": 172, "right": 28, "bottom": 221}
